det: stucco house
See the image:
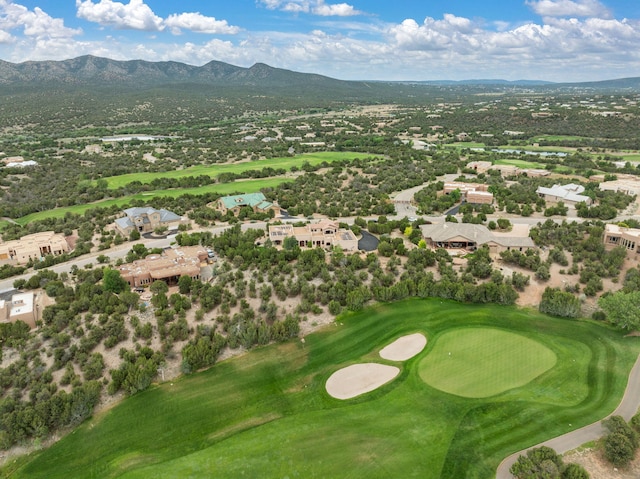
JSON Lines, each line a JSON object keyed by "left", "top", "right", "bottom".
{"left": 216, "top": 193, "right": 280, "bottom": 217}
{"left": 0, "top": 292, "right": 37, "bottom": 329}
{"left": 114, "top": 207, "right": 185, "bottom": 236}
{"left": 267, "top": 220, "right": 358, "bottom": 251}
{"left": 0, "top": 231, "right": 70, "bottom": 264}
{"left": 603, "top": 224, "right": 640, "bottom": 256}
{"left": 443, "top": 182, "right": 493, "bottom": 205}
{"left": 117, "top": 246, "right": 208, "bottom": 288}
{"left": 420, "top": 223, "right": 535, "bottom": 256}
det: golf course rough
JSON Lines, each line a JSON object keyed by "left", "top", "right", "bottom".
{"left": 419, "top": 327, "right": 557, "bottom": 398}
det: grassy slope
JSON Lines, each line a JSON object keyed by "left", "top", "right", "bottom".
{"left": 7, "top": 299, "right": 640, "bottom": 479}
{"left": 13, "top": 178, "right": 289, "bottom": 226}
{"left": 99, "top": 152, "right": 378, "bottom": 189}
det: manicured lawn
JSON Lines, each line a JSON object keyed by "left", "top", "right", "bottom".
{"left": 531, "top": 135, "right": 589, "bottom": 143}
{"left": 419, "top": 327, "right": 557, "bottom": 398}
{"left": 494, "top": 158, "right": 547, "bottom": 169}
{"left": 98, "top": 152, "right": 379, "bottom": 189}
{"left": 12, "top": 178, "right": 290, "bottom": 226}
{"left": 6, "top": 299, "right": 640, "bottom": 479}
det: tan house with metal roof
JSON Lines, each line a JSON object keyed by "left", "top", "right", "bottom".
{"left": 420, "top": 223, "right": 535, "bottom": 256}
{"left": 0, "top": 231, "right": 70, "bottom": 264}
{"left": 217, "top": 193, "right": 280, "bottom": 217}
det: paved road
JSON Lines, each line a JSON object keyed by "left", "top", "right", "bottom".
{"left": 496, "top": 351, "right": 640, "bottom": 478}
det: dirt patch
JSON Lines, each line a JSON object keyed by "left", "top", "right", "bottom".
{"left": 563, "top": 445, "right": 640, "bottom": 479}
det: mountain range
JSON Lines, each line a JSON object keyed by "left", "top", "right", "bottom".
{"left": 1, "top": 55, "right": 640, "bottom": 93}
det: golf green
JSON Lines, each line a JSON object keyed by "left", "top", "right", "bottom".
{"left": 419, "top": 327, "right": 557, "bottom": 398}
{"left": 5, "top": 299, "right": 639, "bottom": 479}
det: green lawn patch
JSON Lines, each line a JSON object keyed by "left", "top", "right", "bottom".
{"left": 12, "top": 178, "right": 289, "bottom": 226}
{"left": 419, "top": 327, "right": 557, "bottom": 398}
{"left": 7, "top": 299, "right": 640, "bottom": 479}
{"left": 494, "top": 158, "right": 547, "bottom": 169}
{"left": 98, "top": 152, "right": 379, "bottom": 190}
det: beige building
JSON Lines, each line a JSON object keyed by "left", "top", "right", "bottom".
{"left": 0, "top": 231, "right": 70, "bottom": 264}
{"left": 0, "top": 292, "right": 37, "bottom": 329}
{"left": 117, "top": 246, "right": 208, "bottom": 288}
{"left": 114, "top": 207, "right": 185, "bottom": 236}
{"left": 603, "top": 224, "right": 640, "bottom": 256}
{"left": 267, "top": 220, "right": 359, "bottom": 251}
{"left": 420, "top": 223, "right": 535, "bottom": 257}
{"left": 443, "top": 182, "right": 493, "bottom": 205}
{"left": 466, "top": 161, "right": 493, "bottom": 174}
{"left": 598, "top": 177, "right": 640, "bottom": 197}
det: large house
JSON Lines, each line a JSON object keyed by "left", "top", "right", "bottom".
{"left": 535, "top": 183, "right": 592, "bottom": 207}
{"left": 117, "top": 246, "right": 208, "bottom": 288}
{"left": 0, "top": 292, "right": 37, "bottom": 329}
{"left": 0, "top": 231, "right": 70, "bottom": 264}
{"left": 443, "top": 182, "right": 493, "bottom": 205}
{"left": 216, "top": 193, "right": 280, "bottom": 217}
{"left": 114, "top": 207, "right": 185, "bottom": 236}
{"left": 267, "top": 220, "right": 358, "bottom": 251}
{"left": 603, "top": 224, "right": 640, "bottom": 256}
{"left": 420, "top": 223, "right": 535, "bottom": 256}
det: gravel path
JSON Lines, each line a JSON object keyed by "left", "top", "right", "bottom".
{"left": 496, "top": 352, "right": 640, "bottom": 478}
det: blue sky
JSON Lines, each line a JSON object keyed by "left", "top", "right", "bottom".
{"left": 0, "top": 0, "right": 639, "bottom": 81}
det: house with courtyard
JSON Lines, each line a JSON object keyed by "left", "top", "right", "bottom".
{"left": 443, "top": 182, "right": 493, "bottom": 205}
{"left": 598, "top": 176, "right": 640, "bottom": 197}
{"left": 117, "top": 246, "right": 209, "bottom": 288}
{"left": 603, "top": 224, "right": 640, "bottom": 256}
{"left": 114, "top": 206, "right": 185, "bottom": 236}
{"left": 535, "top": 183, "right": 592, "bottom": 207}
{"left": 420, "top": 223, "right": 535, "bottom": 257}
{"left": 216, "top": 193, "right": 281, "bottom": 217}
{"left": 0, "top": 231, "right": 70, "bottom": 264}
{"left": 267, "top": 220, "right": 358, "bottom": 251}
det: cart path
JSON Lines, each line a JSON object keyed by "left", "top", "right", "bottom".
{"left": 496, "top": 351, "right": 640, "bottom": 478}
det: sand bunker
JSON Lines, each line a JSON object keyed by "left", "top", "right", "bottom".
{"left": 379, "top": 333, "right": 427, "bottom": 361}
{"left": 326, "top": 364, "right": 400, "bottom": 400}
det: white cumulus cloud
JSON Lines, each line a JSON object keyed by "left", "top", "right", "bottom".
{"left": 76, "top": 0, "right": 241, "bottom": 35}
{"left": 313, "top": 1, "right": 361, "bottom": 17}
{"left": 164, "top": 13, "right": 241, "bottom": 35}
{"left": 76, "top": 0, "right": 164, "bottom": 31}
{"left": 258, "top": 0, "right": 361, "bottom": 16}
{"left": 0, "top": 1, "right": 81, "bottom": 40}
{"left": 526, "top": 0, "right": 612, "bottom": 18}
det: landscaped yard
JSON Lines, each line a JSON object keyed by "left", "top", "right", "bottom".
{"left": 4, "top": 299, "right": 639, "bottom": 479}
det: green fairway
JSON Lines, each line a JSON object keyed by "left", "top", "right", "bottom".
{"left": 98, "top": 152, "right": 379, "bottom": 189}
{"left": 419, "top": 327, "right": 557, "bottom": 398}
{"left": 6, "top": 299, "right": 640, "bottom": 479}
{"left": 494, "top": 158, "right": 547, "bottom": 169}
{"left": 12, "top": 178, "right": 289, "bottom": 226}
